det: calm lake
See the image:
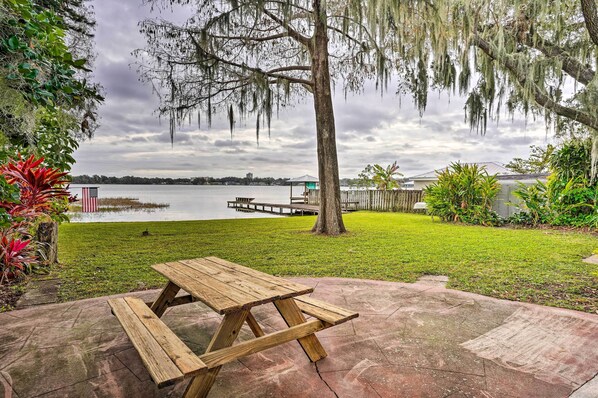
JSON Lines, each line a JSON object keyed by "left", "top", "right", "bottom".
{"left": 68, "top": 184, "right": 294, "bottom": 223}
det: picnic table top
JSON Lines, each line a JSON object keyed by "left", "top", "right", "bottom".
{"left": 152, "top": 257, "right": 314, "bottom": 315}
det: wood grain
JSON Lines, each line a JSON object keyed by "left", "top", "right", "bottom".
{"left": 152, "top": 258, "right": 313, "bottom": 314}
{"left": 245, "top": 312, "right": 265, "bottom": 337}
{"left": 109, "top": 298, "right": 184, "bottom": 387}
{"left": 183, "top": 310, "right": 249, "bottom": 398}
{"left": 294, "top": 296, "right": 358, "bottom": 325}
{"left": 150, "top": 281, "right": 180, "bottom": 317}
{"left": 274, "top": 298, "right": 328, "bottom": 362}
{"left": 200, "top": 319, "right": 325, "bottom": 369}
{"left": 125, "top": 297, "right": 207, "bottom": 377}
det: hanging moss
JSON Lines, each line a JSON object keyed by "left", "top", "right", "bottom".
{"left": 138, "top": 0, "right": 397, "bottom": 145}
{"left": 138, "top": 0, "right": 597, "bottom": 179}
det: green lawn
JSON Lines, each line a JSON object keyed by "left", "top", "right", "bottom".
{"left": 57, "top": 212, "right": 598, "bottom": 312}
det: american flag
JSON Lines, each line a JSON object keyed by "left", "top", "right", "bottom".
{"left": 82, "top": 187, "right": 98, "bottom": 212}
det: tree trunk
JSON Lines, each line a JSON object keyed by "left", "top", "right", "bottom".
{"left": 310, "top": 0, "right": 346, "bottom": 235}
{"left": 36, "top": 221, "right": 58, "bottom": 265}
{"left": 581, "top": 0, "right": 598, "bottom": 46}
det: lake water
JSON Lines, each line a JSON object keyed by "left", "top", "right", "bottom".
{"left": 68, "top": 184, "right": 294, "bottom": 223}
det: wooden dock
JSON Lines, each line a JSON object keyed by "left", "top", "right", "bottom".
{"left": 227, "top": 200, "right": 320, "bottom": 216}
{"left": 227, "top": 199, "right": 358, "bottom": 216}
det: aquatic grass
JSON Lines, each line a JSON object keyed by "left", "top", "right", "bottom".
{"left": 57, "top": 212, "right": 598, "bottom": 312}
{"left": 69, "top": 197, "right": 170, "bottom": 213}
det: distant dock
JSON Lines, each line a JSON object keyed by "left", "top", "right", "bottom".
{"left": 227, "top": 197, "right": 358, "bottom": 216}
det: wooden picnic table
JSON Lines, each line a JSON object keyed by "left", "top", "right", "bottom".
{"left": 108, "top": 257, "right": 358, "bottom": 398}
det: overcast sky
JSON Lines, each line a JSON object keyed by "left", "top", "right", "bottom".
{"left": 71, "top": 0, "right": 554, "bottom": 179}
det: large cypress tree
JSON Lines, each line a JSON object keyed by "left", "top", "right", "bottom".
{"left": 139, "top": 0, "right": 392, "bottom": 235}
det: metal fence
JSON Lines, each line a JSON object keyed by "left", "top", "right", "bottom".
{"left": 307, "top": 189, "right": 424, "bottom": 213}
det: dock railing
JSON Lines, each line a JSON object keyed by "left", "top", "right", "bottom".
{"left": 307, "top": 189, "right": 424, "bottom": 213}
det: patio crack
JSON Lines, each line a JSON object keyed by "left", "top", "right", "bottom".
{"left": 569, "top": 370, "right": 598, "bottom": 397}
{"left": 315, "top": 362, "right": 339, "bottom": 398}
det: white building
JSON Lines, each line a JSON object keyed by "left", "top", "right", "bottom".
{"left": 409, "top": 162, "right": 517, "bottom": 190}
{"left": 408, "top": 161, "right": 549, "bottom": 218}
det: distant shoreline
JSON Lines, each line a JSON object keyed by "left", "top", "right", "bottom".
{"left": 71, "top": 175, "right": 289, "bottom": 186}
{"left": 71, "top": 176, "right": 360, "bottom": 186}
{"left": 70, "top": 182, "right": 287, "bottom": 186}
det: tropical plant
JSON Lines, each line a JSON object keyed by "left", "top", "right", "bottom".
{"left": 549, "top": 139, "right": 595, "bottom": 184}
{"left": 372, "top": 162, "right": 403, "bottom": 190}
{"left": 424, "top": 163, "right": 501, "bottom": 226}
{"left": 510, "top": 181, "right": 549, "bottom": 226}
{"left": 0, "top": 176, "right": 20, "bottom": 228}
{"left": 0, "top": 234, "right": 35, "bottom": 285}
{"left": 0, "top": 154, "right": 72, "bottom": 284}
{"left": 509, "top": 139, "right": 597, "bottom": 228}
{"left": 1, "top": 155, "right": 70, "bottom": 218}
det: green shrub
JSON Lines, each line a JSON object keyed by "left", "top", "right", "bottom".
{"left": 424, "top": 163, "right": 501, "bottom": 226}
{"left": 510, "top": 181, "right": 550, "bottom": 226}
{"left": 510, "top": 139, "right": 597, "bottom": 229}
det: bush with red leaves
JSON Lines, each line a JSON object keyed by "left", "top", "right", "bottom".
{"left": 0, "top": 235, "right": 36, "bottom": 285}
{"left": 0, "top": 155, "right": 71, "bottom": 284}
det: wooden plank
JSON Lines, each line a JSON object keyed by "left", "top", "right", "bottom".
{"left": 274, "top": 298, "right": 327, "bottom": 362}
{"left": 166, "top": 261, "right": 266, "bottom": 307}
{"left": 294, "top": 296, "right": 359, "bottom": 325}
{"left": 204, "top": 257, "right": 313, "bottom": 295}
{"left": 150, "top": 281, "right": 180, "bottom": 317}
{"left": 108, "top": 298, "right": 184, "bottom": 387}
{"left": 152, "top": 262, "right": 240, "bottom": 314}
{"left": 125, "top": 297, "right": 207, "bottom": 377}
{"left": 200, "top": 319, "right": 325, "bottom": 369}
{"left": 185, "top": 258, "right": 301, "bottom": 301}
{"left": 245, "top": 312, "right": 265, "bottom": 337}
{"left": 182, "top": 259, "right": 285, "bottom": 301}
{"left": 183, "top": 310, "right": 249, "bottom": 398}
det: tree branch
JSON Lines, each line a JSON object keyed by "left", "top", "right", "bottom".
{"left": 474, "top": 35, "right": 598, "bottom": 131}
{"left": 327, "top": 25, "right": 363, "bottom": 47}
{"left": 209, "top": 33, "right": 288, "bottom": 42}
{"left": 188, "top": 33, "right": 313, "bottom": 86}
{"left": 525, "top": 33, "right": 595, "bottom": 86}
{"left": 262, "top": 8, "right": 311, "bottom": 47}
{"left": 267, "top": 65, "right": 311, "bottom": 73}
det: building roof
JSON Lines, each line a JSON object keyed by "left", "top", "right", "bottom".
{"left": 409, "top": 162, "right": 516, "bottom": 181}
{"left": 496, "top": 172, "right": 550, "bottom": 181}
{"left": 287, "top": 174, "right": 319, "bottom": 184}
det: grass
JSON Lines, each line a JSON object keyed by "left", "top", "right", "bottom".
{"left": 56, "top": 212, "right": 598, "bottom": 313}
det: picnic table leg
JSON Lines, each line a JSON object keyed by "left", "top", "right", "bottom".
{"left": 245, "top": 311, "right": 265, "bottom": 337}
{"left": 274, "top": 298, "right": 327, "bottom": 362}
{"left": 150, "top": 281, "right": 180, "bottom": 317}
{"left": 183, "top": 309, "right": 249, "bottom": 398}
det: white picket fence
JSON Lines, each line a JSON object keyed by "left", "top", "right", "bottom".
{"left": 307, "top": 189, "right": 424, "bottom": 213}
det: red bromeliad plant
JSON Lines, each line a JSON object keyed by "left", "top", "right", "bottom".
{"left": 0, "top": 155, "right": 71, "bottom": 283}
{"left": 1, "top": 155, "right": 71, "bottom": 219}
{"left": 0, "top": 234, "right": 36, "bottom": 285}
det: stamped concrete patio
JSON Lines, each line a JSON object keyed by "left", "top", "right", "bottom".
{"left": 1, "top": 277, "right": 597, "bottom": 398}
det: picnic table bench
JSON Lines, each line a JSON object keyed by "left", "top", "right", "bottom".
{"left": 108, "top": 257, "right": 358, "bottom": 397}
